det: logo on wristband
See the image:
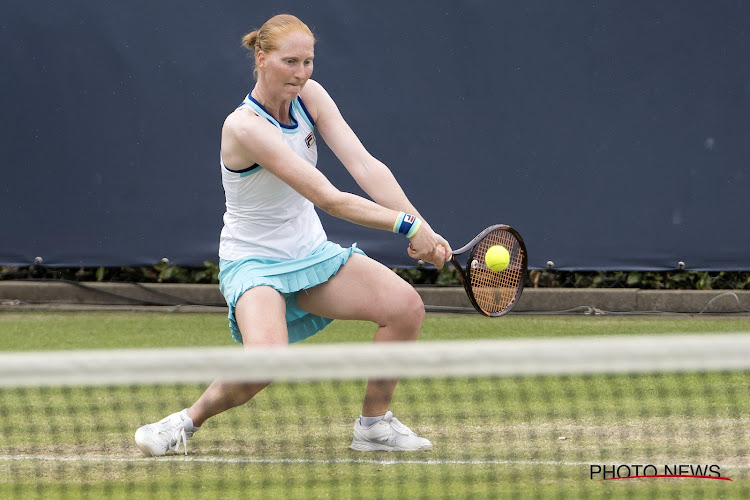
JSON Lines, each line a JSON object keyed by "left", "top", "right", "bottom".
{"left": 393, "top": 212, "right": 421, "bottom": 238}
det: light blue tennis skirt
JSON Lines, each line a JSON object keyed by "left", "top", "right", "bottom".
{"left": 219, "top": 241, "right": 365, "bottom": 344}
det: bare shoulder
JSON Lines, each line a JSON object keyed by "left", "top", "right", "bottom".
{"left": 299, "top": 79, "right": 337, "bottom": 122}
{"left": 299, "top": 78, "right": 327, "bottom": 100}
{"left": 222, "top": 107, "right": 281, "bottom": 148}
{"left": 223, "top": 107, "right": 268, "bottom": 137}
{"left": 221, "top": 107, "right": 280, "bottom": 169}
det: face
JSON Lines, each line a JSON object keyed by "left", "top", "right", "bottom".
{"left": 257, "top": 31, "right": 314, "bottom": 98}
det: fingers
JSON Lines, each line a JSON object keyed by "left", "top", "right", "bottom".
{"left": 436, "top": 235, "right": 453, "bottom": 260}
{"left": 407, "top": 232, "right": 448, "bottom": 269}
{"left": 426, "top": 234, "right": 450, "bottom": 269}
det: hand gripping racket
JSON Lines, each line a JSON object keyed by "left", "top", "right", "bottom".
{"left": 447, "top": 225, "right": 528, "bottom": 317}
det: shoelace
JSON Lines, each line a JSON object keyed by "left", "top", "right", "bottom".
{"left": 169, "top": 427, "right": 189, "bottom": 455}
{"left": 383, "top": 413, "right": 413, "bottom": 436}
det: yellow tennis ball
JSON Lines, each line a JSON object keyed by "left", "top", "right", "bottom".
{"left": 485, "top": 245, "right": 510, "bottom": 272}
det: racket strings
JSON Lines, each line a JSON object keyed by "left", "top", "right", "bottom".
{"left": 470, "top": 230, "right": 524, "bottom": 314}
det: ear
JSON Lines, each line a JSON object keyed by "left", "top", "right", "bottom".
{"left": 256, "top": 50, "right": 266, "bottom": 69}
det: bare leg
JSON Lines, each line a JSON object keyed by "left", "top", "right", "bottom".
{"left": 296, "top": 253, "right": 425, "bottom": 417}
{"left": 187, "top": 286, "right": 288, "bottom": 426}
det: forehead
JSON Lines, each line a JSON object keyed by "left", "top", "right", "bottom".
{"left": 275, "top": 31, "right": 315, "bottom": 56}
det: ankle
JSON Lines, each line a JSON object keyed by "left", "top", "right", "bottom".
{"left": 359, "top": 414, "right": 386, "bottom": 427}
{"left": 184, "top": 408, "right": 202, "bottom": 430}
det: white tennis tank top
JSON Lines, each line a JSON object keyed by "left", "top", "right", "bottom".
{"left": 218, "top": 94, "right": 327, "bottom": 261}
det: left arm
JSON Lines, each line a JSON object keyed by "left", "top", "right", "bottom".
{"left": 301, "top": 81, "right": 424, "bottom": 219}
{"left": 300, "top": 80, "right": 451, "bottom": 265}
{"left": 302, "top": 80, "right": 452, "bottom": 269}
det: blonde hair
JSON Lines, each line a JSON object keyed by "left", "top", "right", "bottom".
{"left": 242, "top": 14, "right": 316, "bottom": 78}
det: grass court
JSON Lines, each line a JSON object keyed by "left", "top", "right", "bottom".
{"left": 1, "top": 312, "right": 749, "bottom": 498}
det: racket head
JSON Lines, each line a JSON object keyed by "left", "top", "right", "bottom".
{"left": 451, "top": 225, "right": 527, "bottom": 317}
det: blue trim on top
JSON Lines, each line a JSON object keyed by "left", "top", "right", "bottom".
{"left": 224, "top": 162, "right": 262, "bottom": 176}
{"left": 297, "top": 96, "right": 315, "bottom": 129}
{"left": 238, "top": 98, "right": 276, "bottom": 128}
{"left": 240, "top": 168, "right": 261, "bottom": 177}
{"left": 246, "top": 95, "right": 298, "bottom": 131}
{"left": 225, "top": 163, "right": 260, "bottom": 173}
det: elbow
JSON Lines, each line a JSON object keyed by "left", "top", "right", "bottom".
{"left": 314, "top": 190, "right": 348, "bottom": 218}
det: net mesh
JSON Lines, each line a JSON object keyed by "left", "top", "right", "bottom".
{"left": 468, "top": 228, "right": 525, "bottom": 315}
{"left": 2, "top": 335, "right": 749, "bottom": 498}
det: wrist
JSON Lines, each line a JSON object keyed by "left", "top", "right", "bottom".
{"left": 393, "top": 212, "right": 421, "bottom": 238}
{"left": 406, "top": 218, "right": 422, "bottom": 238}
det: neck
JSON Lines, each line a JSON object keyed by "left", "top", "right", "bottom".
{"left": 251, "top": 85, "right": 293, "bottom": 125}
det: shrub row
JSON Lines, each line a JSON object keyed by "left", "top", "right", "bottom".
{"left": 2, "top": 263, "right": 750, "bottom": 290}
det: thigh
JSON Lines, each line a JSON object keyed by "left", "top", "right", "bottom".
{"left": 296, "top": 253, "right": 423, "bottom": 324}
{"left": 235, "top": 286, "right": 289, "bottom": 346}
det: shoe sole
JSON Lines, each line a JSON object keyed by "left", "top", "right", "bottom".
{"left": 136, "top": 442, "right": 159, "bottom": 457}
{"left": 350, "top": 441, "right": 433, "bottom": 452}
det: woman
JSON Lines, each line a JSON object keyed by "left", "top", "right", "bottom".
{"left": 135, "top": 14, "right": 451, "bottom": 456}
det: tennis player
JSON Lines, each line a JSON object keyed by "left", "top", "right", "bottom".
{"left": 135, "top": 14, "right": 451, "bottom": 456}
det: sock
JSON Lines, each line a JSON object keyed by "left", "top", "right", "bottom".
{"left": 359, "top": 414, "right": 386, "bottom": 427}
{"left": 180, "top": 408, "right": 200, "bottom": 431}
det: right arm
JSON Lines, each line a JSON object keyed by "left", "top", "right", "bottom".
{"left": 222, "top": 110, "right": 421, "bottom": 243}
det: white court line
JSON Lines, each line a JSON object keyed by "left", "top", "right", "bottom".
{"left": 0, "top": 455, "right": 589, "bottom": 466}
{"left": 0, "top": 455, "right": 748, "bottom": 469}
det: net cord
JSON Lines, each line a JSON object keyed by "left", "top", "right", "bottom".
{"left": 2, "top": 333, "right": 749, "bottom": 387}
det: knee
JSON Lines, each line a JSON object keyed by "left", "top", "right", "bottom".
{"left": 407, "top": 288, "right": 426, "bottom": 328}
{"left": 387, "top": 286, "right": 425, "bottom": 334}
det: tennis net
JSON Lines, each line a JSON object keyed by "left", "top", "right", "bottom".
{"left": 2, "top": 334, "right": 749, "bottom": 498}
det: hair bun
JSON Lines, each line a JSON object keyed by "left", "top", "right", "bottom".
{"left": 242, "top": 31, "right": 259, "bottom": 50}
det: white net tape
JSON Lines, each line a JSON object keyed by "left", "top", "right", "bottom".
{"left": 2, "top": 333, "right": 749, "bottom": 387}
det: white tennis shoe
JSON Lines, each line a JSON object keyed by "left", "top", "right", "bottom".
{"left": 350, "top": 411, "right": 433, "bottom": 452}
{"left": 135, "top": 408, "right": 198, "bottom": 457}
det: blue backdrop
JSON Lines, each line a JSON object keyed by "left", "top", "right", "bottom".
{"left": 2, "top": 1, "right": 749, "bottom": 270}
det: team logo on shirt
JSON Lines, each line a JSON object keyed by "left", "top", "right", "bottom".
{"left": 305, "top": 132, "right": 316, "bottom": 148}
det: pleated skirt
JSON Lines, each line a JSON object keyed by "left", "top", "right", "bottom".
{"left": 219, "top": 241, "right": 365, "bottom": 344}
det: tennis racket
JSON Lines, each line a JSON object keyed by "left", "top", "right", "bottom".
{"left": 446, "top": 224, "right": 527, "bottom": 317}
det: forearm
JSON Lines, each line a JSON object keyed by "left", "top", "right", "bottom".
{"left": 320, "top": 191, "right": 402, "bottom": 232}
{"left": 353, "top": 159, "right": 425, "bottom": 220}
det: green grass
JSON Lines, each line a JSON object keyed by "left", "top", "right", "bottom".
{"left": 1, "top": 311, "right": 750, "bottom": 350}
{"left": 1, "top": 312, "right": 749, "bottom": 498}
